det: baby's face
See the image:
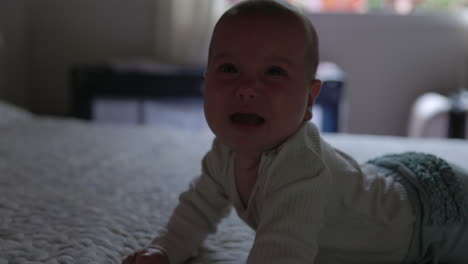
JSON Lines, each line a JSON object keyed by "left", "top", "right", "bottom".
{"left": 204, "top": 14, "right": 320, "bottom": 154}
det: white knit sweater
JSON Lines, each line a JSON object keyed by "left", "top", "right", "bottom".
{"left": 150, "top": 122, "right": 415, "bottom": 264}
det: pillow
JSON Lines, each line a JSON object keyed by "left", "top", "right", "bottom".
{"left": 0, "top": 100, "right": 33, "bottom": 125}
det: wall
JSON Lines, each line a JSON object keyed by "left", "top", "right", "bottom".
{"left": 0, "top": 0, "right": 28, "bottom": 108}
{"left": 27, "top": 0, "right": 156, "bottom": 115}
{"left": 312, "top": 13, "right": 468, "bottom": 135}
{"left": 22, "top": 3, "right": 468, "bottom": 135}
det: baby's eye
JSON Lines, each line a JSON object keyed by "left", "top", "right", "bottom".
{"left": 217, "top": 63, "right": 238, "bottom": 74}
{"left": 265, "top": 66, "right": 287, "bottom": 77}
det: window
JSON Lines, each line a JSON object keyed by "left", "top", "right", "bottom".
{"left": 228, "top": 0, "right": 468, "bottom": 15}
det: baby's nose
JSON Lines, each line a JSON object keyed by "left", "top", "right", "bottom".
{"left": 235, "top": 78, "right": 258, "bottom": 101}
{"left": 236, "top": 87, "right": 256, "bottom": 101}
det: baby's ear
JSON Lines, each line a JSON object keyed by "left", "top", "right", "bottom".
{"left": 304, "top": 79, "right": 322, "bottom": 122}
{"left": 310, "top": 79, "right": 322, "bottom": 100}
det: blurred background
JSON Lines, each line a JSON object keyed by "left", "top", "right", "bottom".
{"left": 1, "top": 0, "right": 468, "bottom": 136}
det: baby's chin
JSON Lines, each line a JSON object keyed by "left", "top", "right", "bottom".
{"left": 208, "top": 119, "right": 297, "bottom": 155}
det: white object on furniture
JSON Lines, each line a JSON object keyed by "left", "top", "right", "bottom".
{"left": 407, "top": 92, "right": 451, "bottom": 138}
{"left": 407, "top": 92, "right": 468, "bottom": 138}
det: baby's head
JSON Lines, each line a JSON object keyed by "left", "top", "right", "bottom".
{"left": 204, "top": 0, "right": 322, "bottom": 155}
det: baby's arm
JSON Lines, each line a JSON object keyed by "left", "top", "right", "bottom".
{"left": 248, "top": 148, "right": 330, "bottom": 264}
{"left": 149, "top": 171, "right": 231, "bottom": 262}
{"left": 144, "top": 140, "right": 231, "bottom": 263}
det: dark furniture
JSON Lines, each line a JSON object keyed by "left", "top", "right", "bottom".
{"left": 448, "top": 90, "right": 468, "bottom": 139}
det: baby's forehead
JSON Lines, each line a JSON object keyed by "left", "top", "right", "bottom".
{"left": 213, "top": 2, "right": 316, "bottom": 45}
{"left": 223, "top": 13, "right": 299, "bottom": 28}
{"left": 219, "top": 5, "right": 306, "bottom": 29}
{"left": 213, "top": 13, "right": 310, "bottom": 45}
{"left": 212, "top": 15, "right": 314, "bottom": 52}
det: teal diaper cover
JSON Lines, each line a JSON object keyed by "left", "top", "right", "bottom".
{"left": 368, "top": 152, "right": 468, "bottom": 263}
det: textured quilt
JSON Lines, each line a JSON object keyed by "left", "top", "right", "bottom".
{"left": 1, "top": 114, "right": 467, "bottom": 263}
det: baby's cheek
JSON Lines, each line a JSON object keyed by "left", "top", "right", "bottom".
{"left": 205, "top": 99, "right": 223, "bottom": 117}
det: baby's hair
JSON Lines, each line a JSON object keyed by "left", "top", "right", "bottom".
{"left": 209, "top": 0, "right": 320, "bottom": 79}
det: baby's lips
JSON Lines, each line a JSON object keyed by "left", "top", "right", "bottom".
{"left": 229, "top": 112, "right": 264, "bottom": 119}
{"left": 229, "top": 112, "right": 265, "bottom": 125}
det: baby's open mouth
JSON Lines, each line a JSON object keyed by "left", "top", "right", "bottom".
{"left": 229, "top": 113, "right": 265, "bottom": 125}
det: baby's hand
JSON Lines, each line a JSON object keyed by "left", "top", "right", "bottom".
{"left": 122, "top": 248, "right": 170, "bottom": 264}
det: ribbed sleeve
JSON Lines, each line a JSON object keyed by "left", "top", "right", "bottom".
{"left": 149, "top": 139, "right": 232, "bottom": 264}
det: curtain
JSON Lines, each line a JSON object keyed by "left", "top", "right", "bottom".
{"left": 0, "top": 32, "right": 5, "bottom": 97}
{"left": 154, "top": 0, "right": 230, "bottom": 66}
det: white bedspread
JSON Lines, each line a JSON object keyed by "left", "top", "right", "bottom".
{"left": 1, "top": 114, "right": 467, "bottom": 263}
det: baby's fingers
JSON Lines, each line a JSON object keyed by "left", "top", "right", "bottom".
{"left": 122, "top": 248, "right": 168, "bottom": 264}
{"left": 122, "top": 252, "right": 138, "bottom": 264}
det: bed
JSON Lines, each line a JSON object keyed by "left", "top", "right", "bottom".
{"left": 1, "top": 99, "right": 468, "bottom": 264}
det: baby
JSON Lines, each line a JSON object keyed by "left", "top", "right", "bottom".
{"left": 123, "top": 0, "right": 468, "bottom": 263}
